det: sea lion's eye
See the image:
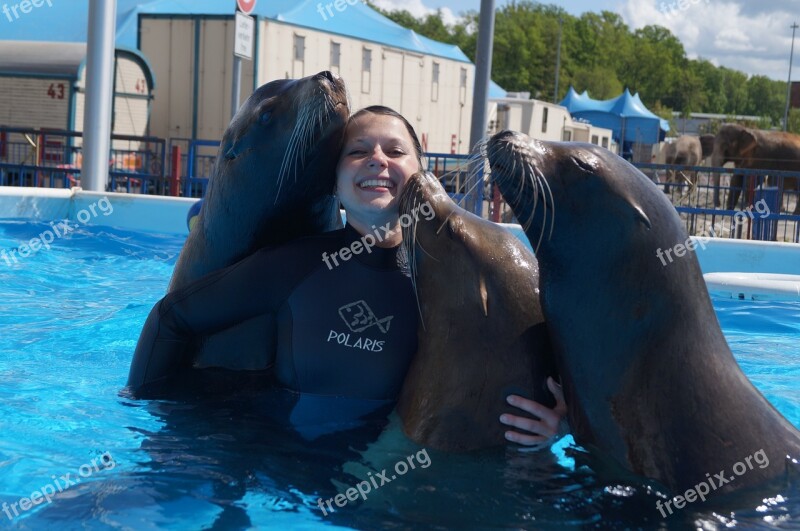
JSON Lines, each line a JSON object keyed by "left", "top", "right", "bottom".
{"left": 259, "top": 111, "right": 271, "bottom": 124}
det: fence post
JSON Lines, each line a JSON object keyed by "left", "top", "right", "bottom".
{"left": 753, "top": 185, "right": 779, "bottom": 241}
{"left": 491, "top": 183, "right": 501, "bottom": 222}
{"left": 170, "top": 144, "right": 181, "bottom": 197}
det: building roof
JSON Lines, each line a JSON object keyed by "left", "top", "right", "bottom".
{"left": 559, "top": 86, "right": 669, "bottom": 143}
{"left": 1, "top": 0, "right": 476, "bottom": 64}
{"left": 1, "top": 1, "right": 506, "bottom": 95}
{"left": 0, "top": 41, "right": 87, "bottom": 77}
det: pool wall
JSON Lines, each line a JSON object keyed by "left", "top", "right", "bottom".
{"left": 2, "top": 186, "right": 799, "bottom": 276}
{"left": 0, "top": 186, "right": 195, "bottom": 236}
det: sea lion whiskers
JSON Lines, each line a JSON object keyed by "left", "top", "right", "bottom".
{"left": 454, "top": 139, "right": 490, "bottom": 210}
{"left": 275, "top": 96, "right": 329, "bottom": 200}
{"left": 531, "top": 162, "right": 556, "bottom": 253}
{"left": 484, "top": 138, "right": 556, "bottom": 253}
{"left": 399, "top": 179, "right": 427, "bottom": 330}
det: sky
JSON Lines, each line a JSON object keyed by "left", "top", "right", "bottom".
{"left": 371, "top": 0, "right": 800, "bottom": 82}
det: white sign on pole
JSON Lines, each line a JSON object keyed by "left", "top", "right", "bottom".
{"left": 234, "top": 11, "right": 254, "bottom": 60}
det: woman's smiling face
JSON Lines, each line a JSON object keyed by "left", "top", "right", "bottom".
{"left": 336, "top": 112, "right": 421, "bottom": 224}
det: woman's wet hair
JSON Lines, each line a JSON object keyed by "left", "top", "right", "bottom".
{"left": 347, "top": 105, "right": 424, "bottom": 167}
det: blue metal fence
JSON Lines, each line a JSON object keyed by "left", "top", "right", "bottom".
{"left": 634, "top": 163, "right": 800, "bottom": 243}
{"left": 0, "top": 127, "right": 166, "bottom": 194}
{"left": 3, "top": 130, "right": 797, "bottom": 243}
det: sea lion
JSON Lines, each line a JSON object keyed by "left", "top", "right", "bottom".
{"left": 486, "top": 130, "right": 800, "bottom": 497}
{"left": 169, "top": 71, "right": 348, "bottom": 291}
{"left": 160, "top": 71, "right": 349, "bottom": 371}
{"left": 395, "top": 171, "right": 556, "bottom": 451}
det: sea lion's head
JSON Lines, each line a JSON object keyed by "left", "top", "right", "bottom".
{"left": 220, "top": 71, "right": 349, "bottom": 201}
{"left": 486, "top": 131, "right": 680, "bottom": 269}
{"left": 398, "top": 171, "right": 540, "bottom": 325}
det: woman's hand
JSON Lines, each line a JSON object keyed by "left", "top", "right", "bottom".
{"left": 499, "top": 377, "right": 567, "bottom": 447}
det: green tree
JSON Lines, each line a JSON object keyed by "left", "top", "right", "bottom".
{"left": 570, "top": 65, "right": 622, "bottom": 99}
{"left": 787, "top": 108, "right": 800, "bottom": 134}
{"left": 370, "top": 1, "right": 788, "bottom": 124}
{"left": 746, "top": 76, "right": 786, "bottom": 124}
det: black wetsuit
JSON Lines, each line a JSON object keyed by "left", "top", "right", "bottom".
{"left": 128, "top": 224, "right": 418, "bottom": 438}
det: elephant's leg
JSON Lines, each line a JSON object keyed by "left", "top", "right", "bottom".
{"left": 726, "top": 173, "right": 744, "bottom": 210}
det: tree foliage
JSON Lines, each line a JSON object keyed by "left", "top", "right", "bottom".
{"left": 370, "top": 1, "right": 790, "bottom": 128}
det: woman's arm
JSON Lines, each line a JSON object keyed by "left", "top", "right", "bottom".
{"left": 499, "top": 377, "right": 567, "bottom": 447}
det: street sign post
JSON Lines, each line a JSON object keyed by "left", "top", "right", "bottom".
{"left": 234, "top": 11, "right": 254, "bottom": 60}
{"left": 231, "top": 0, "right": 256, "bottom": 120}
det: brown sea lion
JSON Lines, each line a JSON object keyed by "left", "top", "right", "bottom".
{"left": 170, "top": 71, "right": 348, "bottom": 291}
{"left": 487, "top": 130, "right": 800, "bottom": 499}
{"left": 155, "top": 71, "right": 349, "bottom": 371}
{"left": 395, "top": 171, "right": 556, "bottom": 451}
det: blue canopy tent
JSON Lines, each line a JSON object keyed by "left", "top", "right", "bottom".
{"left": 560, "top": 87, "right": 669, "bottom": 158}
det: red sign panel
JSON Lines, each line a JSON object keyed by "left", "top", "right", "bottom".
{"left": 236, "top": 0, "right": 256, "bottom": 15}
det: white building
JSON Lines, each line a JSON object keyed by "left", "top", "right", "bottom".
{"left": 489, "top": 93, "right": 616, "bottom": 152}
{"left": 0, "top": 41, "right": 154, "bottom": 140}
{"left": 130, "top": 0, "right": 494, "bottom": 155}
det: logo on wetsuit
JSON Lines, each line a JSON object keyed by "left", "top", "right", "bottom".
{"left": 326, "top": 300, "right": 392, "bottom": 352}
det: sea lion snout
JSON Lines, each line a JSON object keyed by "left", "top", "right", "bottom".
{"left": 315, "top": 70, "right": 339, "bottom": 84}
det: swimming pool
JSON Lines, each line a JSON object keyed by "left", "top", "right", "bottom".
{"left": 1, "top": 205, "right": 799, "bottom": 528}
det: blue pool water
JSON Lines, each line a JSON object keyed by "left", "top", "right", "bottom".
{"left": 0, "top": 220, "right": 799, "bottom": 529}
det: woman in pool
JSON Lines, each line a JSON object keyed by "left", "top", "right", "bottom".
{"left": 128, "top": 106, "right": 566, "bottom": 447}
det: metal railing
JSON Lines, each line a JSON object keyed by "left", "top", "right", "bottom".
{"left": 2, "top": 129, "right": 797, "bottom": 243}
{"left": 0, "top": 127, "right": 166, "bottom": 194}
{"left": 167, "top": 138, "right": 219, "bottom": 198}
{"left": 635, "top": 163, "right": 799, "bottom": 243}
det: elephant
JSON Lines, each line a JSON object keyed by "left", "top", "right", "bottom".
{"left": 663, "top": 134, "right": 714, "bottom": 201}
{"left": 710, "top": 123, "right": 800, "bottom": 214}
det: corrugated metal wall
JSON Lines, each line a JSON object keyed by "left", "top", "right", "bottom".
{"left": 261, "top": 19, "right": 474, "bottom": 154}
{"left": 0, "top": 77, "right": 70, "bottom": 130}
{"left": 139, "top": 16, "right": 474, "bottom": 154}
{"left": 141, "top": 17, "right": 253, "bottom": 142}
{"left": 140, "top": 18, "right": 195, "bottom": 140}
{"left": 112, "top": 56, "right": 150, "bottom": 138}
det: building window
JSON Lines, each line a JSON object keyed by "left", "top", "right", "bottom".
{"left": 362, "top": 48, "right": 372, "bottom": 72}
{"left": 591, "top": 134, "right": 599, "bottom": 145}
{"left": 459, "top": 67, "right": 467, "bottom": 104}
{"left": 602, "top": 137, "right": 609, "bottom": 148}
{"left": 562, "top": 130, "right": 572, "bottom": 141}
{"left": 361, "top": 48, "right": 372, "bottom": 93}
{"left": 541, "top": 107, "right": 548, "bottom": 133}
{"left": 330, "top": 42, "right": 341, "bottom": 70}
{"left": 432, "top": 62, "right": 439, "bottom": 101}
{"left": 293, "top": 35, "right": 305, "bottom": 62}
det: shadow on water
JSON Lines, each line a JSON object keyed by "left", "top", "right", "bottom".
{"left": 14, "top": 368, "right": 800, "bottom": 529}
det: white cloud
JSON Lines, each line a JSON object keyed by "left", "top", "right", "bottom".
{"left": 371, "top": 0, "right": 460, "bottom": 26}
{"left": 620, "top": 0, "right": 797, "bottom": 80}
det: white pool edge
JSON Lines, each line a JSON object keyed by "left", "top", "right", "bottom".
{"left": 0, "top": 186, "right": 195, "bottom": 236}
{"left": 2, "top": 187, "right": 799, "bottom": 279}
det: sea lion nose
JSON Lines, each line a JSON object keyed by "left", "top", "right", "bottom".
{"left": 317, "top": 71, "right": 338, "bottom": 83}
{"left": 492, "top": 130, "right": 516, "bottom": 142}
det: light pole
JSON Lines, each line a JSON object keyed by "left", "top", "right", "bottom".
{"left": 554, "top": 16, "right": 563, "bottom": 103}
{"left": 783, "top": 22, "right": 798, "bottom": 132}
{"left": 467, "top": 0, "right": 496, "bottom": 215}
{"left": 82, "top": 0, "right": 116, "bottom": 192}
